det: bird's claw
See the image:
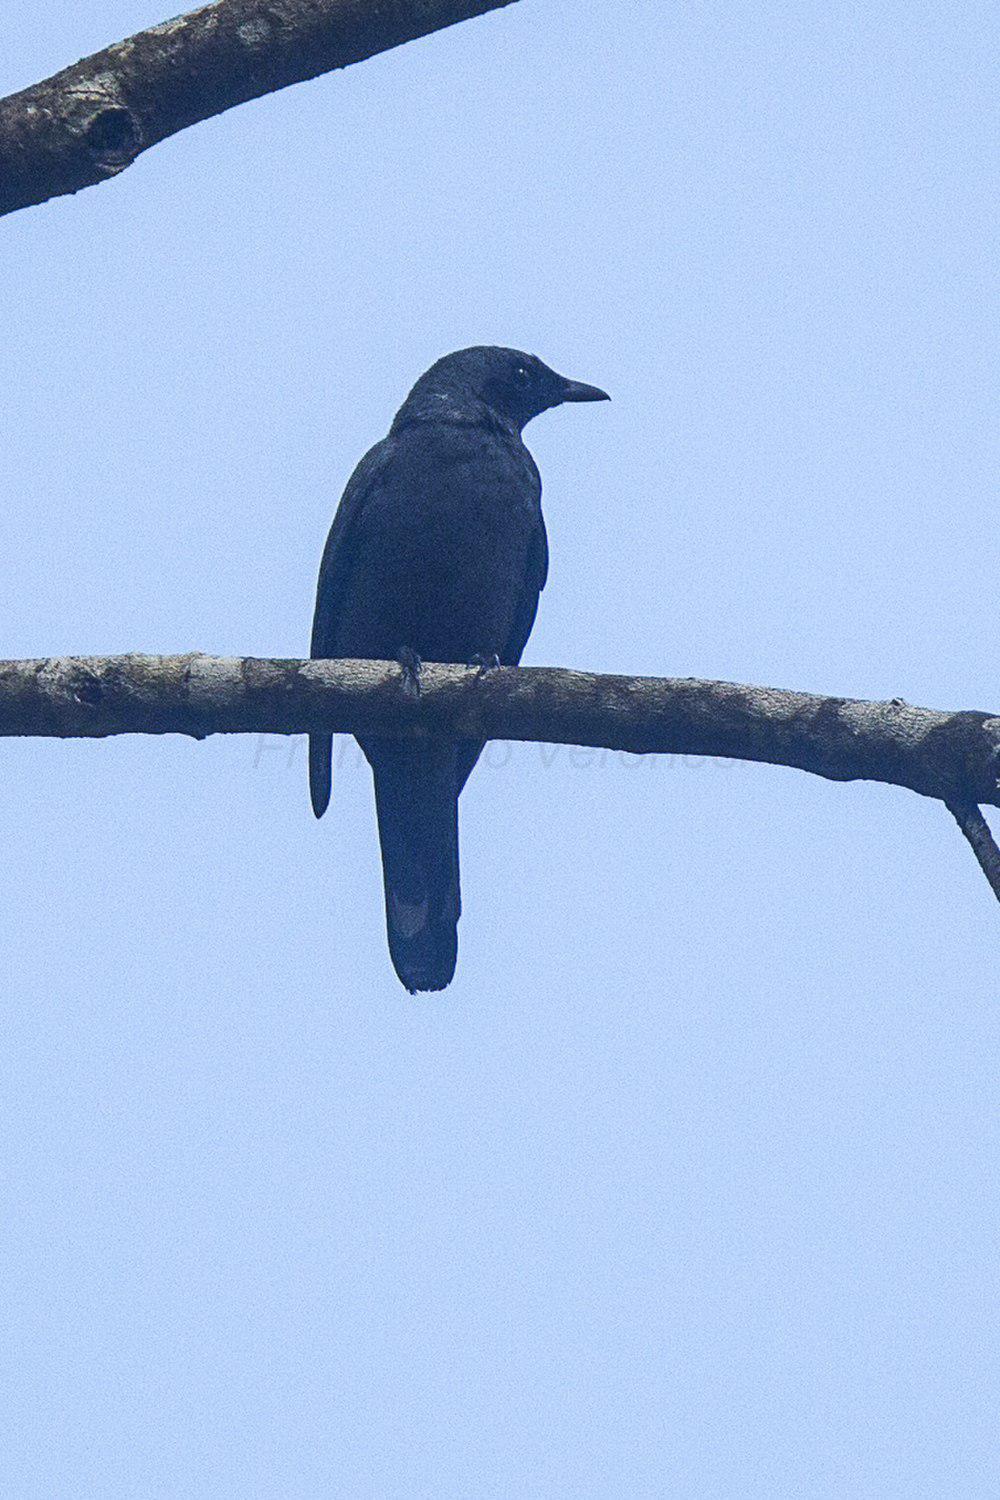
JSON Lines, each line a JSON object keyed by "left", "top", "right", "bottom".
{"left": 467, "top": 652, "right": 502, "bottom": 678}
{"left": 397, "top": 647, "right": 422, "bottom": 698}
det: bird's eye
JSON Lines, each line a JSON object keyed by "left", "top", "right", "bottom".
{"left": 513, "top": 365, "right": 531, "bottom": 385}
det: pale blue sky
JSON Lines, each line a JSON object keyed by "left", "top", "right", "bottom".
{"left": 2, "top": 4, "right": 998, "bottom": 1495}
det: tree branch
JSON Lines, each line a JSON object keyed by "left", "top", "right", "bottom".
{"left": 4, "top": 653, "right": 998, "bottom": 899}
{"left": 0, "top": 0, "right": 520, "bottom": 217}
{"left": 0, "top": 652, "right": 997, "bottom": 800}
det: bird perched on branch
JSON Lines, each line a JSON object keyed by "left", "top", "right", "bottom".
{"left": 310, "top": 346, "right": 609, "bottom": 993}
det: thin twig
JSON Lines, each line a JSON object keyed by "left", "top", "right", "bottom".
{"left": 946, "top": 800, "right": 1000, "bottom": 905}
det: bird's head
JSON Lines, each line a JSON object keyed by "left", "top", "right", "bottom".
{"left": 398, "top": 346, "right": 610, "bottom": 432}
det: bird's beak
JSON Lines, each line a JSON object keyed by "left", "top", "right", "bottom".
{"left": 559, "top": 377, "right": 611, "bottom": 403}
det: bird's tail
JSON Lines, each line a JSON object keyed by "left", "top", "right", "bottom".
{"left": 368, "top": 740, "right": 461, "bottom": 993}
{"left": 309, "top": 734, "right": 332, "bottom": 818}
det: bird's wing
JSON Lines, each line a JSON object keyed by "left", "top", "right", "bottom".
{"left": 309, "top": 438, "right": 393, "bottom": 817}
{"left": 310, "top": 438, "right": 393, "bottom": 659}
{"left": 502, "top": 515, "right": 548, "bottom": 666}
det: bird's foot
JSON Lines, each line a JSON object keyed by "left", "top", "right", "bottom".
{"left": 397, "top": 647, "right": 422, "bottom": 698}
{"left": 467, "top": 652, "right": 502, "bottom": 678}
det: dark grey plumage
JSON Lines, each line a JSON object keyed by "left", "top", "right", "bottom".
{"left": 309, "top": 346, "right": 608, "bottom": 993}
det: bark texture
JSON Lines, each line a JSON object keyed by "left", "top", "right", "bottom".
{"left": 0, "top": 0, "right": 520, "bottom": 216}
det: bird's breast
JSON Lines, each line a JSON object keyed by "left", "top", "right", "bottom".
{"left": 333, "top": 427, "right": 541, "bottom": 663}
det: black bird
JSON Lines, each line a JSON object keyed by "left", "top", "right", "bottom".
{"left": 309, "top": 346, "right": 609, "bottom": 993}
